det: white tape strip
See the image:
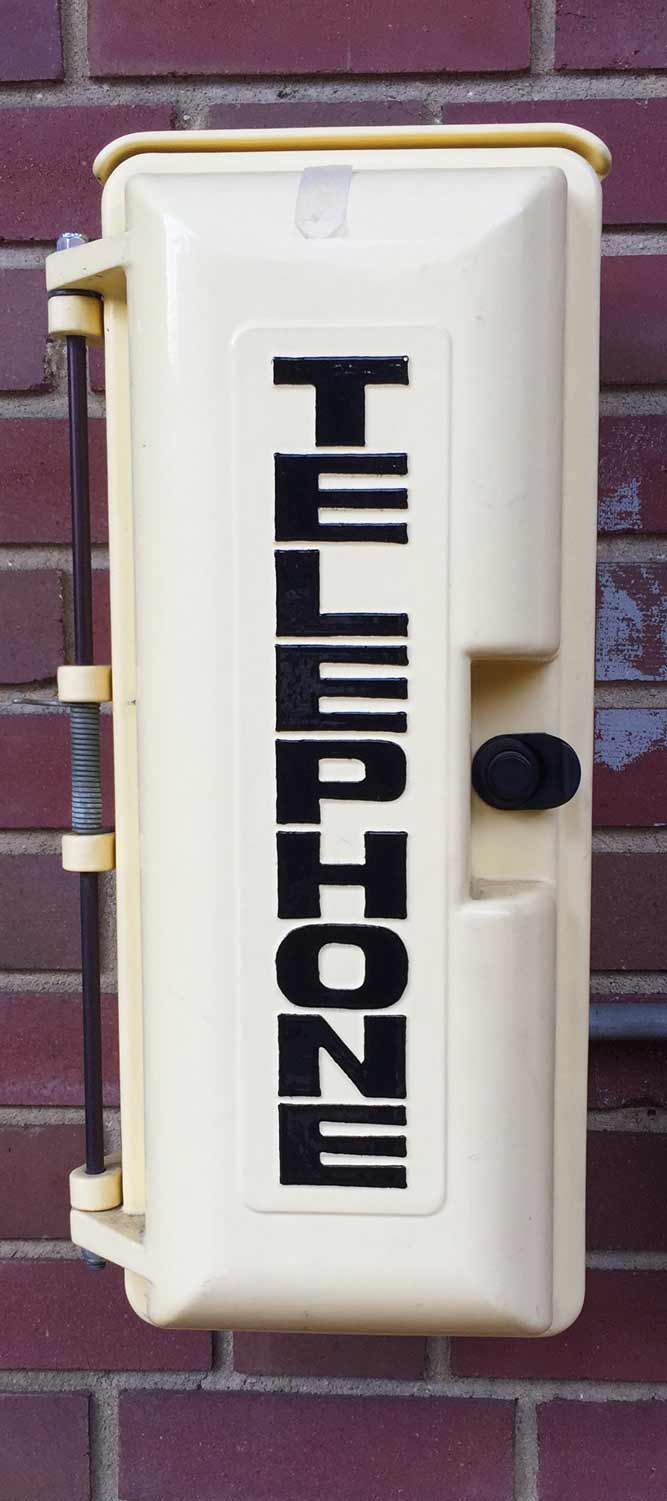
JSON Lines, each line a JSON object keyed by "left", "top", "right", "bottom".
{"left": 295, "top": 165, "right": 353, "bottom": 239}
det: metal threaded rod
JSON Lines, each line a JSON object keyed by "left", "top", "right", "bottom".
{"left": 70, "top": 703, "right": 102, "bottom": 834}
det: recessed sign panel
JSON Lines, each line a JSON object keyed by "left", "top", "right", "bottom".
{"left": 233, "top": 326, "right": 449, "bottom": 1213}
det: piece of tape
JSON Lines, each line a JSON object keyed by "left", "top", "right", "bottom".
{"left": 295, "top": 165, "right": 353, "bottom": 239}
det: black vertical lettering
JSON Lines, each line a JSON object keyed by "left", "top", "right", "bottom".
{"left": 276, "top": 550, "right": 407, "bottom": 637}
{"left": 273, "top": 356, "right": 409, "bottom": 447}
{"left": 276, "top": 740, "right": 407, "bottom": 824}
{"left": 276, "top": 923, "right": 408, "bottom": 1009}
{"left": 276, "top": 644, "right": 407, "bottom": 734}
{"left": 275, "top": 454, "right": 408, "bottom": 544}
{"left": 278, "top": 1014, "right": 406, "bottom": 1098}
{"left": 277, "top": 831, "right": 407, "bottom": 918}
{"left": 279, "top": 1103, "right": 407, "bottom": 1187}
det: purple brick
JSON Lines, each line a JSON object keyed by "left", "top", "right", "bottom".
{"left": 599, "top": 416, "right": 667, "bottom": 532}
{"left": 120, "top": 1392, "right": 514, "bottom": 1501}
{"left": 0, "top": 107, "right": 174, "bottom": 242}
{"left": 1, "top": 0, "right": 62, "bottom": 81}
{"left": 441, "top": 100, "right": 667, "bottom": 226}
{"left": 0, "top": 570, "right": 63, "bottom": 684}
{"left": 589, "top": 998, "right": 667, "bottom": 1111}
{"left": 89, "top": 0, "right": 530, "bottom": 76}
{"left": 0, "top": 855, "right": 80, "bottom": 970}
{"left": 0, "top": 993, "right": 119, "bottom": 1107}
{"left": 0, "top": 269, "right": 50, "bottom": 391}
{"left": 587, "top": 1132, "right": 667, "bottom": 1251}
{"left": 233, "top": 1332, "right": 426, "bottom": 1379}
{"left": 539, "top": 1402, "right": 667, "bottom": 1501}
{"left": 0, "top": 713, "right": 114, "bottom": 829}
{"left": 0, "top": 1125, "right": 84, "bottom": 1239}
{"left": 596, "top": 564, "right": 667, "bottom": 681}
{"left": 0, "top": 1395, "right": 89, "bottom": 1501}
{"left": 88, "top": 343, "right": 105, "bottom": 394}
{"left": 556, "top": 0, "right": 667, "bottom": 70}
{"left": 207, "top": 101, "right": 432, "bottom": 130}
{"left": 452, "top": 1271, "right": 667, "bottom": 1381}
{"left": 591, "top": 853, "right": 667, "bottom": 970}
{"left": 93, "top": 570, "right": 111, "bottom": 663}
{"left": 594, "top": 709, "right": 667, "bottom": 825}
{"left": 0, "top": 419, "right": 107, "bottom": 544}
{"left": 0, "top": 1262, "right": 211, "bottom": 1371}
{"left": 601, "top": 257, "right": 667, "bottom": 386}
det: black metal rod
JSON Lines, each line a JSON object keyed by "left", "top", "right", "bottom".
{"left": 65, "top": 331, "right": 105, "bottom": 1177}
{"left": 80, "top": 874, "right": 104, "bottom": 1172}
{"left": 67, "top": 335, "right": 94, "bottom": 665}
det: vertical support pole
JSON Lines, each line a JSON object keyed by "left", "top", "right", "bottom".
{"left": 57, "top": 234, "right": 106, "bottom": 1262}
{"left": 65, "top": 327, "right": 105, "bottom": 1180}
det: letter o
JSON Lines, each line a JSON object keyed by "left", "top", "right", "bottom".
{"left": 276, "top": 923, "right": 408, "bottom": 1009}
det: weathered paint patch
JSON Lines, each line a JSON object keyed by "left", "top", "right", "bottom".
{"left": 595, "top": 709, "right": 667, "bottom": 771}
{"left": 598, "top": 477, "right": 641, "bottom": 533}
{"left": 596, "top": 564, "right": 667, "bottom": 681}
{"left": 598, "top": 416, "right": 667, "bottom": 536}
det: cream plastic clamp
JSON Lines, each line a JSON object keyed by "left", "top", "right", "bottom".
{"left": 46, "top": 125, "right": 606, "bottom": 1334}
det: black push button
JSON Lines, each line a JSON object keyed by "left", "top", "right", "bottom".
{"left": 472, "top": 734, "right": 581, "bottom": 812}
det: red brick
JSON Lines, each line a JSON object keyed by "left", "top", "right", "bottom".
{"left": 596, "top": 564, "right": 667, "bottom": 681}
{"left": 0, "top": 855, "right": 80, "bottom": 970}
{"left": 599, "top": 416, "right": 667, "bottom": 532}
{"left": 539, "top": 1401, "right": 667, "bottom": 1501}
{"left": 591, "top": 853, "right": 667, "bottom": 970}
{"left": 93, "top": 569, "right": 111, "bottom": 662}
{"left": 556, "top": 0, "right": 667, "bottom": 70}
{"left": 88, "top": 344, "right": 105, "bottom": 393}
{"left": 0, "top": 419, "right": 107, "bottom": 544}
{"left": 1, "top": 0, "right": 62, "bottom": 81}
{"left": 441, "top": 100, "right": 667, "bottom": 226}
{"left": 233, "top": 1333, "right": 426, "bottom": 1379}
{"left": 601, "top": 257, "right": 667, "bottom": 386}
{"left": 207, "top": 101, "right": 432, "bottom": 130}
{"left": 0, "top": 1394, "right": 89, "bottom": 1501}
{"left": 0, "top": 107, "right": 174, "bottom": 243}
{"left": 89, "top": 0, "right": 530, "bottom": 77}
{"left": 594, "top": 710, "right": 667, "bottom": 825}
{"left": 0, "top": 992, "right": 119, "bottom": 1107}
{"left": 0, "top": 570, "right": 63, "bottom": 685}
{"left": 589, "top": 999, "right": 667, "bottom": 1110}
{"left": 0, "top": 1125, "right": 83, "bottom": 1238}
{"left": 0, "top": 1261, "right": 211, "bottom": 1371}
{"left": 0, "top": 713, "right": 114, "bottom": 828}
{"left": 0, "top": 269, "right": 50, "bottom": 392}
{"left": 120, "top": 1392, "right": 514, "bottom": 1501}
{"left": 452, "top": 1271, "right": 667, "bottom": 1381}
{"left": 587, "top": 1132, "right": 667, "bottom": 1251}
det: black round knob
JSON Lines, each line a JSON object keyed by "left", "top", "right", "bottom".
{"left": 485, "top": 742, "right": 540, "bottom": 805}
{"left": 473, "top": 736, "right": 540, "bottom": 809}
{"left": 472, "top": 733, "right": 582, "bottom": 812}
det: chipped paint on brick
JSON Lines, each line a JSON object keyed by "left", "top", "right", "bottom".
{"left": 596, "top": 565, "right": 667, "bottom": 681}
{"left": 596, "top": 567, "right": 646, "bottom": 680}
{"left": 598, "top": 477, "right": 641, "bottom": 532}
{"left": 595, "top": 709, "right": 667, "bottom": 771}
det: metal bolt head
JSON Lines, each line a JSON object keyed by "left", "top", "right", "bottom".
{"left": 81, "top": 1247, "right": 106, "bottom": 1271}
{"left": 56, "top": 231, "right": 88, "bottom": 252}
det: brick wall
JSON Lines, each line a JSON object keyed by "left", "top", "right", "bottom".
{"left": 0, "top": 1, "right": 665, "bottom": 1497}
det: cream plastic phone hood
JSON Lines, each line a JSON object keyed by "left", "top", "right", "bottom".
{"left": 47, "top": 127, "right": 604, "bottom": 1334}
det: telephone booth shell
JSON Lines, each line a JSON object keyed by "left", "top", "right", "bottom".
{"left": 46, "top": 125, "right": 608, "bottom": 1334}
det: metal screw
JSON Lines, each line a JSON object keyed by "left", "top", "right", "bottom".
{"left": 56, "top": 231, "right": 88, "bottom": 252}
